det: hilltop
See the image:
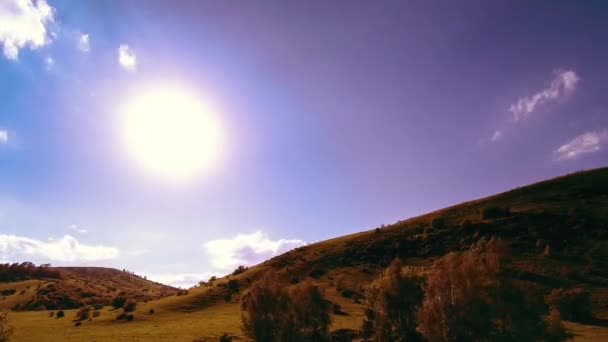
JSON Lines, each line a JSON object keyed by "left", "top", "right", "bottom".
{"left": 5, "top": 167, "right": 608, "bottom": 341}
{"left": 0, "top": 265, "right": 179, "bottom": 312}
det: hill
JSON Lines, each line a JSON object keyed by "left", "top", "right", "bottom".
{"left": 0, "top": 265, "right": 179, "bottom": 311}
{"left": 5, "top": 167, "right": 608, "bottom": 341}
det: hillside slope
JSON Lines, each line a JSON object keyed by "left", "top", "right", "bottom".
{"left": 0, "top": 266, "right": 179, "bottom": 311}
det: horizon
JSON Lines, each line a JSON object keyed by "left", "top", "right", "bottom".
{"left": 2, "top": 0, "right": 608, "bottom": 288}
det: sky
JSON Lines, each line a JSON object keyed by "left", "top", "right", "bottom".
{"left": 1, "top": 0, "right": 607, "bottom": 288}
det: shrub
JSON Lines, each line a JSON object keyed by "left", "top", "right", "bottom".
{"left": 74, "top": 322, "right": 81, "bottom": 327}
{"left": 56, "top": 310, "right": 64, "bottom": 318}
{"left": 431, "top": 217, "right": 445, "bottom": 229}
{"left": 122, "top": 300, "right": 137, "bottom": 313}
{"left": 92, "top": 311, "right": 101, "bottom": 318}
{"left": 241, "top": 275, "right": 331, "bottom": 341}
{"left": 232, "top": 266, "right": 248, "bottom": 276}
{"left": 49, "top": 311, "right": 54, "bottom": 318}
{"left": 149, "top": 309, "right": 155, "bottom": 314}
{"left": 362, "top": 259, "right": 423, "bottom": 342}
{"left": 0, "top": 312, "right": 14, "bottom": 342}
{"left": 481, "top": 206, "right": 510, "bottom": 219}
{"left": 116, "top": 313, "right": 135, "bottom": 321}
{"left": 219, "top": 334, "right": 232, "bottom": 342}
{"left": 227, "top": 279, "right": 239, "bottom": 293}
{"left": 76, "top": 306, "right": 92, "bottom": 321}
{"left": 545, "top": 288, "right": 592, "bottom": 322}
{"left": 111, "top": 295, "right": 127, "bottom": 310}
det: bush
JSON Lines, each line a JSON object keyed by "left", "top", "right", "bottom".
{"left": 92, "top": 311, "right": 101, "bottom": 318}
{"left": 149, "top": 309, "right": 155, "bottom": 314}
{"left": 76, "top": 306, "right": 92, "bottom": 321}
{"left": 481, "top": 206, "right": 510, "bottom": 219}
{"left": 545, "top": 288, "right": 592, "bottom": 322}
{"left": 116, "top": 313, "right": 134, "bottom": 321}
{"left": 431, "top": 217, "right": 445, "bottom": 229}
{"left": 56, "top": 310, "right": 64, "bottom": 318}
{"left": 227, "top": 279, "right": 239, "bottom": 293}
{"left": 219, "top": 334, "right": 232, "bottom": 342}
{"left": 0, "top": 312, "right": 14, "bottom": 342}
{"left": 122, "top": 300, "right": 137, "bottom": 313}
{"left": 241, "top": 275, "right": 331, "bottom": 341}
{"left": 232, "top": 265, "right": 248, "bottom": 276}
{"left": 49, "top": 311, "right": 54, "bottom": 318}
{"left": 111, "top": 295, "right": 127, "bottom": 310}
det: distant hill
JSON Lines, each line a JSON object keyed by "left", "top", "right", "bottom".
{"left": 0, "top": 265, "right": 179, "bottom": 311}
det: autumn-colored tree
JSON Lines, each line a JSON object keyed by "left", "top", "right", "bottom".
{"left": 362, "top": 259, "right": 423, "bottom": 342}
{"left": 241, "top": 274, "right": 331, "bottom": 341}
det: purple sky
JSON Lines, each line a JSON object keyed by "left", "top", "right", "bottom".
{"left": 0, "top": 0, "right": 607, "bottom": 287}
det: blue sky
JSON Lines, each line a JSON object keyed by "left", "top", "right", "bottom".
{"left": 1, "top": 0, "right": 607, "bottom": 287}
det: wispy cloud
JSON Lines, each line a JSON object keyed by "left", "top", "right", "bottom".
{"left": 78, "top": 33, "right": 90, "bottom": 52}
{"left": 554, "top": 129, "right": 608, "bottom": 161}
{"left": 44, "top": 56, "right": 54, "bottom": 70}
{"left": 118, "top": 44, "right": 136, "bottom": 71}
{"left": 491, "top": 130, "right": 502, "bottom": 142}
{"left": 203, "top": 231, "right": 306, "bottom": 272}
{"left": 69, "top": 224, "right": 87, "bottom": 234}
{"left": 146, "top": 272, "right": 219, "bottom": 289}
{"left": 0, "top": 234, "right": 119, "bottom": 262}
{"left": 0, "top": 130, "right": 7, "bottom": 144}
{"left": 510, "top": 69, "right": 580, "bottom": 122}
{"left": 0, "top": 0, "right": 55, "bottom": 60}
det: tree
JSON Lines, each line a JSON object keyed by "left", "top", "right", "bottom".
{"left": 362, "top": 259, "right": 423, "bottom": 341}
{"left": 241, "top": 274, "right": 332, "bottom": 341}
{"left": 417, "top": 237, "right": 551, "bottom": 342}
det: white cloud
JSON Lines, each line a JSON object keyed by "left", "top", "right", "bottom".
{"left": 78, "top": 33, "right": 89, "bottom": 52}
{"left": 0, "top": 0, "right": 55, "bottom": 60}
{"left": 44, "top": 56, "right": 53, "bottom": 70}
{"left": 203, "top": 231, "right": 306, "bottom": 272}
{"left": 0, "top": 234, "right": 119, "bottom": 262}
{"left": 69, "top": 224, "right": 87, "bottom": 234}
{"left": 554, "top": 129, "right": 608, "bottom": 161}
{"left": 118, "top": 44, "right": 136, "bottom": 71}
{"left": 510, "top": 69, "right": 580, "bottom": 122}
{"left": 0, "top": 130, "right": 7, "bottom": 143}
{"left": 491, "top": 130, "right": 502, "bottom": 142}
{"left": 146, "top": 272, "right": 219, "bottom": 289}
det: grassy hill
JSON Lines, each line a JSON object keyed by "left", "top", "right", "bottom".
{"left": 5, "top": 167, "right": 608, "bottom": 341}
{"left": 0, "top": 266, "right": 179, "bottom": 312}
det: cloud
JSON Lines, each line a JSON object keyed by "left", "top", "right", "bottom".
{"left": 554, "top": 129, "right": 608, "bottom": 161}
{"left": 0, "top": 130, "right": 7, "bottom": 143}
{"left": 118, "top": 44, "right": 136, "bottom": 71}
{"left": 0, "top": 234, "right": 119, "bottom": 262}
{"left": 203, "top": 231, "right": 306, "bottom": 272}
{"left": 44, "top": 56, "right": 53, "bottom": 70}
{"left": 0, "top": 0, "right": 55, "bottom": 60}
{"left": 78, "top": 33, "right": 90, "bottom": 52}
{"left": 69, "top": 224, "right": 87, "bottom": 234}
{"left": 510, "top": 69, "right": 580, "bottom": 122}
{"left": 491, "top": 130, "right": 502, "bottom": 142}
{"left": 146, "top": 272, "right": 218, "bottom": 289}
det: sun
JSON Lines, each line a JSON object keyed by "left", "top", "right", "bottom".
{"left": 119, "top": 86, "right": 223, "bottom": 181}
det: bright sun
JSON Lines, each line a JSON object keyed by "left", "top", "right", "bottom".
{"left": 120, "top": 86, "right": 223, "bottom": 181}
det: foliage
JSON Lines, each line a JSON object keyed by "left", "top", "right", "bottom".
{"left": 362, "top": 259, "right": 423, "bottom": 342}
{"left": 241, "top": 274, "right": 331, "bottom": 341}
{"left": 417, "top": 237, "right": 555, "bottom": 342}
{"left": 232, "top": 266, "right": 248, "bottom": 276}
{"left": 76, "top": 306, "right": 92, "bottom": 321}
{"left": 545, "top": 288, "right": 592, "bottom": 323}
{"left": 112, "top": 295, "right": 127, "bottom": 310}
{"left": 0, "top": 262, "right": 61, "bottom": 282}
{"left": 56, "top": 310, "right": 64, "bottom": 318}
{"left": 122, "top": 300, "right": 137, "bottom": 313}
